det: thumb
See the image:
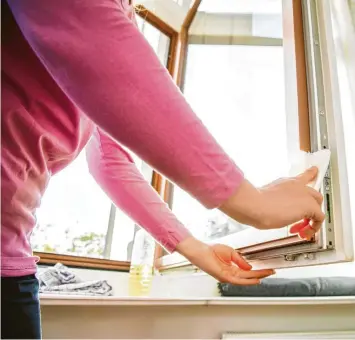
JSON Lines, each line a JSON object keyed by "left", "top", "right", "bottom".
{"left": 296, "top": 166, "right": 318, "bottom": 185}
{"left": 232, "top": 251, "right": 252, "bottom": 271}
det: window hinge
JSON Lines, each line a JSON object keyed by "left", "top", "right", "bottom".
{"left": 284, "top": 254, "right": 297, "bottom": 261}
{"left": 284, "top": 252, "right": 317, "bottom": 262}
{"left": 303, "top": 252, "right": 316, "bottom": 260}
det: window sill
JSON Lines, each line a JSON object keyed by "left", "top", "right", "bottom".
{"left": 36, "top": 252, "right": 130, "bottom": 272}
{"left": 40, "top": 294, "right": 355, "bottom": 307}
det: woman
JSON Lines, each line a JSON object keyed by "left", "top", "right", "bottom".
{"left": 1, "top": 1, "right": 324, "bottom": 339}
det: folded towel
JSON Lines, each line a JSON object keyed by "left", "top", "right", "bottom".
{"left": 218, "top": 277, "right": 355, "bottom": 297}
{"left": 38, "top": 263, "right": 113, "bottom": 296}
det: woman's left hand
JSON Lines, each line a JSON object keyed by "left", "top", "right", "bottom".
{"left": 176, "top": 236, "right": 275, "bottom": 285}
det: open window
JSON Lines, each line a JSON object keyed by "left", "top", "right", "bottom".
{"left": 152, "top": 0, "right": 354, "bottom": 271}
{"left": 33, "top": 0, "right": 354, "bottom": 273}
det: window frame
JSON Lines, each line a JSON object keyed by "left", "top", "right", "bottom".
{"left": 155, "top": 0, "right": 311, "bottom": 270}
{"left": 35, "top": 6, "right": 179, "bottom": 272}
{"left": 156, "top": 0, "right": 353, "bottom": 271}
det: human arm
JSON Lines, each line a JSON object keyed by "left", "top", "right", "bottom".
{"left": 86, "top": 128, "right": 191, "bottom": 253}
{"left": 8, "top": 0, "right": 243, "bottom": 210}
{"left": 86, "top": 128, "right": 274, "bottom": 284}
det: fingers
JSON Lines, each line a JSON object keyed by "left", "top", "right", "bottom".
{"left": 298, "top": 224, "right": 315, "bottom": 240}
{"left": 290, "top": 203, "right": 325, "bottom": 240}
{"left": 226, "top": 277, "right": 261, "bottom": 286}
{"left": 223, "top": 268, "right": 275, "bottom": 286}
{"left": 231, "top": 251, "right": 252, "bottom": 271}
{"left": 296, "top": 166, "right": 318, "bottom": 185}
{"left": 290, "top": 218, "right": 309, "bottom": 234}
{"left": 307, "top": 187, "right": 323, "bottom": 205}
{"left": 296, "top": 186, "right": 323, "bottom": 238}
{"left": 238, "top": 268, "right": 275, "bottom": 279}
{"left": 292, "top": 168, "right": 323, "bottom": 239}
{"left": 311, "top": 205, "right": 326, "bottom": 229}
{"left": 299, "top": 218, "right": 324, "bottom": 240}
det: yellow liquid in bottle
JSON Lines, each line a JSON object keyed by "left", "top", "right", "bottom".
{"left": 128, "top": 264, "right": 153, "bottom": 296}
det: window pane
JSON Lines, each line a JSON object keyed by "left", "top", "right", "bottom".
{"left": 172, "top": 44, "right": 288, "bottom": 242}
{"left": 136, "top": 14, "right": 144, "bottom": 31}
{"left": 31, "top": 152, "right": 118, "bottom": 259}
{"left": 137, "top": 17, "right": 170, "bottom": 66}
{"left": 31, "top": 152, "right": 152, "bottom": 261}
{"left": 199, "top": 0, "right": 282, "bottom": 14}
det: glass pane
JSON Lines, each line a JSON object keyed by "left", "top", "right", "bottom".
{"left": 31, "top": 151, "right": 153, "bottom": 261}
{"left": 136, "top": 14, "right": 145, "bottom": 31}
{"left": 172, "top": 0, "right": 184, "bottom": 5}
{"left": 172, "top": 44, "right": 288, "bottom": 242}
{"left": 199, "top": 0, "right": 282, "bottom": 14}
{"left": 138, "top": 17, "right": 171, "bottom": 66}
{"left": 191, "top": 0, "right": 283, "bottom": 41}
{"left": 31, "top": 151, "right": 135, "bottom": 261}
{"left": 31, "top": 151, "right": 153, "bottom": 262}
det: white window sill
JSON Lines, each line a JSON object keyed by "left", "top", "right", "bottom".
{"left": 40, "top": 294, "right": 355, "bottom": 307}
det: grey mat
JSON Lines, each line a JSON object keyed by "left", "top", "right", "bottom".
{"left": 218, "top": 277, "right": 355, "bottom": 297}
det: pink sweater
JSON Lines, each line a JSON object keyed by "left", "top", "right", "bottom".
{"left": 1, "top": 0, "right": 243, "bottom": 277}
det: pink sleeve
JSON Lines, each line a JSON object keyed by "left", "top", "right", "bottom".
{"left": 8, "top": 0, "right": 244, "bottom": 209}
{"left": 86, "top": 128, "right": 191, "bottom": 252}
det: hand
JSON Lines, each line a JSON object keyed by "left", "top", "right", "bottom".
{"left": 220, "top": 167, "right": 325, "bottom": 240}
{"left": 258, "top": 166, "right": 325, "bottom": 239}
{"left": 176, "top": 236, "right": 275, "bottom": 285}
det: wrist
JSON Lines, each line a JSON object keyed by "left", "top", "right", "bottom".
{"left": 175, "top": 236, "right": 209, "bottom": 261}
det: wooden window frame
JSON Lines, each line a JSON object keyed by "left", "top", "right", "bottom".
{"left": 35, "top": 6, "right": 180, "bottom": 272}
{"left": 155, "top": 0, "right": 314, "bottom": 271}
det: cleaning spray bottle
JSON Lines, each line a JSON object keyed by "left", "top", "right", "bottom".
{"left": 128, "top": 227, "right": 155, "bottom": 296}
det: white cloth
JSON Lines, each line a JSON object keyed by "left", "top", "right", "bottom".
{"left": 38, "top": 263, "right": 113, "bottom": 296}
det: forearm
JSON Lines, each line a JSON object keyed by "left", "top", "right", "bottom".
{"left": 86, "top": 129, "right": 191, "bottom": 252}
{"left": 219, "top": 179, "right": 264, "bottom": 227}
{"left": 8, "top": 0, "right": 244, "bottom": 209}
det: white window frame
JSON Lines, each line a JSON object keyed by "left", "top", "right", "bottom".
{"left": 160, "top": 0, "right": 354, "bottom": 270}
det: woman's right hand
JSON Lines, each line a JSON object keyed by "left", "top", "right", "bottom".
{"left": 220, "top": 167, "right": 325, "bottom": 240}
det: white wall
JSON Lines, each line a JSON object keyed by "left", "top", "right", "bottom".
{"left": 41, "top": 303, "right": 355, "bottom": 339}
